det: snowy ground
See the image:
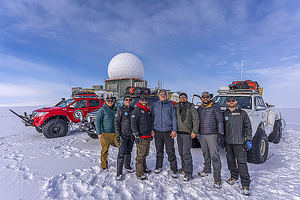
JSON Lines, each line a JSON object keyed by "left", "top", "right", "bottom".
{"left": 0, "top": 107, "right": 300, "bottom": 200}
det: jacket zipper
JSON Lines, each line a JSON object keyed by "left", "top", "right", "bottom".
{"left": 230, "top": 112, "right": 234, "bottom": 144}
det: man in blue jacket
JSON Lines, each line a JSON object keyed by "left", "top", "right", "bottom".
{"left": 151, "top": 89, "right": 178, "bottom": 178}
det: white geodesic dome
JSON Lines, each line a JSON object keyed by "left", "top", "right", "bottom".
{"left": 108, "top": 53, "right": 144, "bottom": 79}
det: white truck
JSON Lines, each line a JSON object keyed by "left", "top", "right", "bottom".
{"left": 192, "top": 86, "right": 284, "bottom": 164}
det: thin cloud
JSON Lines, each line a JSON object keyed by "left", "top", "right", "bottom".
{"left": 280, "top": 55, "right": 298, "bottom": 61}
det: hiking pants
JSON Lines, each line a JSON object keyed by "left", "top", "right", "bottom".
{"left": 100, "top": 132, "right": 119, "bottom": 169}
{"left": 177, "top": 134, "right": 193, "bottom": 176}
{"left": 225, "top": 144, "right": 251, "bottom": 187}
{"left": 154, "top": 131, "right": 178, "bottom": 172}
{"left": 136, "top": 138, "right": 151, "bottom": 177}
{"left": 117, "top": 135, "right": 134, "bottom": 160}
{"left": 199, "top": 134, "right": 222, "bottom": 182}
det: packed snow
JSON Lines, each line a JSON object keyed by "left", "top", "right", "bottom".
{"left": 0, "top": 106, "right": 300, "bottom": 200}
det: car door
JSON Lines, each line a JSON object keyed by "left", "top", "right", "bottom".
{"left": 254, "top": 96, "right": 267, "bottom": 127}
{"left": 68, "top": 99, "right": 87, "bottom": 122}
{"left": 87, "top": 99, "right": 101, "bottom": 114}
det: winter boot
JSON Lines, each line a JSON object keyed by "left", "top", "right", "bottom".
{"left": 137, "top": 175, "right": 147, "bottom": 180}
{"left": 171, "top": 171, "right": 179, "bottom": 179}
{"left": 183, "top": 174, "right": 192, "bottom": 181}
{"left": 116, "top": 159, "right": 124, "bottom": 181}
{"left": 178, "top": 168, "right": 184, "bottom": 174}
{"left": 124, "top": 155, "right": 134, "bottom": 173}
{"left": 226, "top": 177, "right": 238, "bottom": 185}
{"left": 241, "top": 186, "right": 251, "bottom": 196}
{"left": 213, "top": 181, "right": 222, "bottom": 189}
{"left": 154, "top": 168, "right": 162, "bottom": 174}
{"left": 198, "top": 171, "right": 211, "bottom": 177}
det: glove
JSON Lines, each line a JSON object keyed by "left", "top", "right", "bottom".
{"left": 217, "top": 133, "right": 225, "bottom": 148}
{"left": 245, "top": 141, "right": 252, "bottom": 151}
{"left": 116, "top": 134, "right": 122, "bottom": 145}
{"left": 133, "top": 133, "right": 141, "bottom": 144}
{"left": 135, "top": 136, "right": 141, "bottom": 143}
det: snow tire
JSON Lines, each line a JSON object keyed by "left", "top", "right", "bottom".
{"left": 247, "top": 128, "right": 269, "bottom": 164}
{"left": 268, "top": 119, "right": 282, "bottom": 144}
{"left": 42, "top": 118, "right": 69, "bottom": 139}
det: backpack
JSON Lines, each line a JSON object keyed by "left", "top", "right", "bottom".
{"left": 229, "top": 80, "right": 259, "bottom": 90}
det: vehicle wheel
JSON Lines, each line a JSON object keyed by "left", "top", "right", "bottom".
{"left": 268, "top": 120, "right": 282, "bottom": 144}
{"left": 192, "top": 138, "right": 201, "bottom": 148}
{"left": 87, "top": 131, "right": 98, "bottom": 139}
{"left": 247, "top": 128, "right": 269, "bottom": 164}
{"left": 42, "top": 118, "right": 69, "bottom": 139}
{"left": 35, "top": 127, "right": 42, "bottom": 133}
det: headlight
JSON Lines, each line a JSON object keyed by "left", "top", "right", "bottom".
{"left": 34, "top": 112, "right": 48, "bottom": 117}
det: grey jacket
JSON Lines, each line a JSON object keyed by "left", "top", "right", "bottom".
{"left": 151, "top": 100, "right": 177, "bottom": 132}
{"left": 176, "top": 102, "right": 199, "bottom": 134}
{"left": 224, "top": 107, "right": 252, "bottom": 144}
{"left": 197, "top": 101, "right": 224, "bottom": 135}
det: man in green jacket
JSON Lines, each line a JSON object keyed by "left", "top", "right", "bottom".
{"left": 176, "top": 93, "right": 199, "bottom": 181}
{"left": 95, "top": 96, "right": 119, "bottom": 170}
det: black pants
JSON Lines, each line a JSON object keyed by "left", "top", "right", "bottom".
{"left": 225, "top": 143, "right": 251, "bottom": 187}
{"left": 154, "top": 131, "right": 178, "bottom": 172}
{"left": 117, "top": 135, "right": 134, "bottom": 159}
{"left": 177, "top": 134, "right": 193, "bottom": 176}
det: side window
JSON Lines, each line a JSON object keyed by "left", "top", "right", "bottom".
{"left": 255, "top": 97, "right": 260, "bottom": 106}
{"left": 89, "top": 99, "right": 100, "bottom": 107}
{"left": 258, "top": 97, "right": 265, "bottom": 106}
{"left": 72, "top": 100, "right": 87, "bottom": 108}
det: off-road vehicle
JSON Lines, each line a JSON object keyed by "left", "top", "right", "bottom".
{"left": 192, "top": 81, "right": 283, "bottom": 164}
{"left": 10, "top": 93, "right": 104, "bottom": 139}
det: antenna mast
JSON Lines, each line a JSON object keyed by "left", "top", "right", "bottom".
{"left": 241, "top": 59, "right": 244, "bottom": 81}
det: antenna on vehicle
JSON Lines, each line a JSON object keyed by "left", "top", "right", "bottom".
{"left": 241, "top": 59, "right": 244, "bottom": 81}
{"left": 68, "top": 74, "right": 72, "bottom": 90}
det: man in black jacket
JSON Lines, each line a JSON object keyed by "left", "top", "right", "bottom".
{"left": 131, "top": 95, "right": 153, "bottom": 180}
{"left": 224, "top": 97, "right": 252, "bottom": 196}
{"left": 197, "top": 91, "right": 224, "bottom": 189}
{"left": 115, "top": 95, "right": 135, "bottom": 180}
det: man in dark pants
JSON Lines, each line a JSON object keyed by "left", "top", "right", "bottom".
{"left": 115, "top": 95, "right": 135, "bottom": 180}
{"left": 131, "top": 95, "right": 153, "bottom": 180}
{"left": 224, "top": 97, "right": 252, "bottom": 196}
{"left": 151, "top": 89, "right": 178, "bottom": 178}
{"left": 176, "top": 93, "right": 199, "bottom": 181}
{"left": 197, "top": 91, "right": 224, "bottom": 188}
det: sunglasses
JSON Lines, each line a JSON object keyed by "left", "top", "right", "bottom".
{"left": 202, "top": 96, "right": 210, "bottom": 99}
{"left": 141, "top": 99, "right": 148, "bottom": 102}
{"left": 106, "top": 100, "right": 114, "bottom": 103}
{"left": 179, "top": 96, "right": 187, "bottom": 99}
{"left": 124, "top": 99, "right": 132, "bottom": 102}
{"left": 159, "top": 93, "right": 167, "bottom": 96}
{"left": 227, "top": 99, "right": 236, "bottom": 103}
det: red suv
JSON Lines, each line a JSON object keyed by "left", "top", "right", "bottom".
{"left": 11, "top": 94, "right": 103, "bottom": 139}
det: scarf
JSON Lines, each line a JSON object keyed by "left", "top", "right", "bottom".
{"left": 137, "top": 102, "right": 150, "bottom": 112}
{"left": 179, "top": 102, "right": 189, "bottom": 122}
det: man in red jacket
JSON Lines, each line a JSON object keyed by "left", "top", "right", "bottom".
{"left": 131, "top": 95, "right": 153, "bottom": 180}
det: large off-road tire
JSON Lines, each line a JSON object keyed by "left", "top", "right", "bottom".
{"left": 192, "top": 138, "right": 201, "bottom": 148}
{"left": 35, "top": 127, "right": 42, "bottom": 133}
{"left": 87, "top": 131, "right": 98, "bottom": 139}
{"left": 42, "top": 118, "right": 69, "bottom": 139}
{"left": 268, "top": 119, "right": 283, "bottom": 144}
{"left": 247, "top": 128, "right": 269, "bottom": 164}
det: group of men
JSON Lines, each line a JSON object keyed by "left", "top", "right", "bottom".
{"left": 95, "top": 89, "right": 253, "bottom": 196}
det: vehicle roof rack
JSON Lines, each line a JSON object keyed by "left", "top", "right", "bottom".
{"left": 218, "top": 89, "right": 259, "bottom": 94}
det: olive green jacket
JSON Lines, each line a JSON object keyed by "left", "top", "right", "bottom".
{"left": 176, "top": 102, "right": 199, "bottom": 134}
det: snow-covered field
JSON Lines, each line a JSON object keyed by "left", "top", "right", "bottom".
{"left": 0, "top": 107, "right": 299, "bottom": 200}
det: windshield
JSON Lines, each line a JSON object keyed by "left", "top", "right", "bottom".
{"left": 57, "top": 99, "right": 75, "bottom": 108}
{"left": 213, "top": 96, "right": 252, "bottom": 109}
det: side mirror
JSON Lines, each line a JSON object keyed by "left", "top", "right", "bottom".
{"left": 255, "top": 105, "right": 266, "bottom": 111}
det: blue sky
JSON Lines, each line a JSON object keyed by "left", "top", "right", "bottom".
{"left": 0, "top": 0, "right": 300, "bottom": 107}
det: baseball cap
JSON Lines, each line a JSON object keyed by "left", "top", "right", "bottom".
{"left": 201, "top": 91, "right": 211, "bottom": 98}
{"left": 140, "top": 95, "right": 148, "bottom": 101}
